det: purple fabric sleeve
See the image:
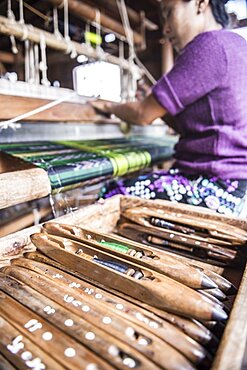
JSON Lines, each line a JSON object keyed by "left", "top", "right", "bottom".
{"left": 152, "top": 32, "right": 227, "bottom": 115}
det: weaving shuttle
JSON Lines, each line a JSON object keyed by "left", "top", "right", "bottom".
{"left": 43, "top": 222, "right": 218, "bottom": 290}
{"left": 25, "top": 251, "right": 216, "bottom": 346}
{"left": 1, "top": 266, "right": 196, "bottom": 370}
{"left": 30, "top": 232, "right": 228, "bottom": 322}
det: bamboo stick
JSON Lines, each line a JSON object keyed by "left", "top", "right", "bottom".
{"left": 46, "top": 0, "right": 143, "bottom": 44}
{"left": 0, "top": 16, "right": 140, "bottom": 72}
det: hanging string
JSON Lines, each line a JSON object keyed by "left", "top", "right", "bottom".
{"left": 7, "top": 0, "right": 18, "bottom": 54}
{"left": 53, "top": 7, "right": 63, "bottom": 39}
{"left": 19, "top": 0, "right": 24, "bottom": 24}
{"left": 34, "top": 43, "right": 40, "bottom": 84}
{"left": 116, "top": 0, "right": 156, "bottom": 85}
{"left": 39, "top": 33, "right": 50, "bottom": 86}
{"left": 63, "top": 0, "right": 69, "bottom": 41}
{"left": 119, "top": 39, "right": 126, "bottom": 101}
{"left": 10, "top": 35, "right": 18, "bottom": 54}
{"left": 63, "top": 0, "right": 77, "bottom": 58}
{"left": 29, "top": 42, "right": 35, "bottom": 83}
{"left": 116, "top": 0, "right": 137, "bottom": 100}
{"left": 24, "top": 39, "right": 30, "bottom": 82}
{"left": 85, "top": 23, "right": 92, "bottom": 51}
{"left": 94, "top": 9, "right": 104, "bottom": 59}
{"left": 7, "top": 0, "right": 14, "bottom": 21}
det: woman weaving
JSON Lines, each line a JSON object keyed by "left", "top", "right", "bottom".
{"left": 92, "top": 0, "right": 247, "bottom": 216}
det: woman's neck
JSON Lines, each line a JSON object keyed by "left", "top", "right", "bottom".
{"left": 201, "top": 7, "right": 223, "bottom": 33}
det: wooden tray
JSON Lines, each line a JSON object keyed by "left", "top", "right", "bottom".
{"left": 0, "top": 195, "right": 247, "bottom": 370}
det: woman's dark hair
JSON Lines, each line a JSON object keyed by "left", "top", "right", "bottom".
{"left": 208, "top": 0, "right": 229, "bottom": 27}
{"left": 182, "top": 0, "right": 229, "bottom": 27}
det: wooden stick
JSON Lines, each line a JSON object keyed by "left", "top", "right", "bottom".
{"left": 117, "top": 221, "right": 238, "bottom": 264}
{"left": 0, "top": 272, "right": 161, "bottom": 370}
{"left": 0, "top": 151, "right": 51, "bottom": 210}
{"left": 1, "top": 267, "right": 196, "bottom": 370}
{"left": 0, "top": 15, "right": 141, "bottom": 71}
{"left": 0, "top": 315, "right": 64, "bottom": 370}
{"left": 25, "top": 251, "right": 216, "bottom": 345}
{"left": 0, "top": 290, "right": 112, "bottom": 370}
{"left": 10, "top": 257, "right": 213, "bottom": 365}
{"left": 46, "top": 0, "right": 143, "bottom": 45}
{"left": 197, "top": 289, "right": 227, "bottom": 302}
{"left": 122, "top": 207, "right": 247, "bottom": 243}
{"left": 0, "top": 352, "right": 17, "bottom": 370}
{"left": 30, "top": 232, "right": 228, "bottom": 322}
{"left": 120, "top": 214, "right": 238, "bottom": 255}
{"left": 42, "top": 222, "right": 218, "bottom": 290}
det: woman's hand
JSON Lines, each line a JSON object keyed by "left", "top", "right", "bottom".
{"left": 90, "top": 100, "right": 113, "bottom": 118}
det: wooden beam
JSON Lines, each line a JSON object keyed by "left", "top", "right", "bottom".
{"left": 46, "top": 0, "right": 143, "bottom": 44}
{"left": 0, "top": 206, "right": 51, "bottom": 238}
{"left": 0, "top": 94, "right": 114, "bottom": 122}
{"left": 0, "top": 16, "right": 141, "bottom": 73}
{"left": 0, "top": 62, "right": 6, "bottom": 75}
{"left": 85, "top": 0, "right": 158, "bottom": 31}
{"left": 0, "top": 151, "right": 51, "bottom": 210}
{"left": 0, "top": 51, "right": 15, "bottom": 64}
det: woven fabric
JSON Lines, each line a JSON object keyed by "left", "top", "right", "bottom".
{"left": 0, "top": 137, "right": 174, "bottom": 191}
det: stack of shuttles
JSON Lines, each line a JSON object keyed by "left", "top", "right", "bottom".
{"left": 0, "top": 221, "right": 238, "bottom": 370}
{"left": 117, "top": 206, "right": 247, "bottom": 266}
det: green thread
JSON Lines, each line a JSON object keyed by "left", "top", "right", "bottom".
{"left": 99, "top": 241, "right": 130, "bottom": 253}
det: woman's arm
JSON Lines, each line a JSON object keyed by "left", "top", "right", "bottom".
{"left": 91, "top": 93, "right": 167, "bottom": 126}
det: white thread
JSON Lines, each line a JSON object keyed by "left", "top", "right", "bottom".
{"left": 32, "top": 208, "right": 40, "bottom": 225}
{"left": 117, "top": 0, "right": 156, "bottom": 85}
{"left": 29, "top": 42, "right": 35, "bottom": 83}
{"left": 7, "top": 0, "right": 15, "bottom": 22}
{"left": 20, "top": 25, "right": 29, "bottom": 41}
{"left": 53, "top": 7, "right": 63, "bottom": 39}
{"left": 24, "top": 39, "right": 30, "bottom": 82}
{"left": 7, "top": 1, "right": 19, "bottom": 54}
{"left": 64, "top": 0, "right": 70, "bottom": 41}
{"left": 95, "top": 9, "right": 102, "bottom": 56}
{"left": 39, "top": 33, "right": 50, "bottom": 86}
{"left": 34, "top": 43, "right": 40, "bottom": 84}
{"left": 19, "top": 0, "right": 24, "bottom": 24}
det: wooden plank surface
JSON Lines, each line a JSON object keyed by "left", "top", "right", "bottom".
{"left": 0, "top": 94, "right": 98, "bottom": 122}
{"left": 0, "top": 151, "right": 51, "bottom": 209}
{"left": 0, "top": 95, "right": 96, "bottom": 122}
{"left": 211, "top": 264, "right": 247, "bottom": 370}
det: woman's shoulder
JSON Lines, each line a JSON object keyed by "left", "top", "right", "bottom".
{"left": 192, "top": 29, "right": 246, "bottom": 49}
{"left": 182, "top": 29, "right": 247, "bottom": 59}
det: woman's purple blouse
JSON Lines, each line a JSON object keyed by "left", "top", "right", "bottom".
{"left": 152, "top": 30, "right": 247, "bottom": 179}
